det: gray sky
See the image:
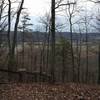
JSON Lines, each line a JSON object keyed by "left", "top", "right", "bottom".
{"left": 24, "top": 0, "right": 95, "bottom": 16}
{"left": 23, "top": 0, "right": 96, "bottom": 32}
{"left": 24, "top": 0, "right": 51, "bottom": 16}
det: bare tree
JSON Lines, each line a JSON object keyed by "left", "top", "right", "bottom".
{"left": 0, "top": 0, "right": 8, "bottom": 32}
{"left": 50, "top": 0, "right": 56, "bottom": 83}
{"left": 98, "top": 44, "right": 100, "bottom": 84}
{"left": 39, "top": 12, "right": 51, "bottom": 33}
{"left": 0, "top": 0, "right": 8, "bottom": 65}
{"left": 64, "top": 0, "right": 77, "bottom": 82}
{"left": 7, "top": 0, "right": 12, "bottom": 67}
{"left": 38, "top": 12, "right": 65, "bottom": 79}
{"left": 0, "top": 0, "right": 6, "bottom": 46}
{"left": 18, "top": 11, "right": 33, "bottom": 69}
{"left": 94, "top": 10, "right": 100, "bottom": 84}
{"left": 11, "top": 0, "right": 24, "bottom": 64}
{"left": 89, "top": 0, "right": 100, "bottom": 3}
{"left": 82, "top": 13, "right": 93, "bottom": 83}
{"left": 84, "top": 15, "right": 89, "bottom": 83}
{"left": 50, "top": 0, "right": 78, "bottom": 82}
{"left": 39, "top": 12, "right": 51, "bottom": 72}
{"left": 55, "top": 0, "right": 76, "bottom": 9}
{"left": 75, "top": 23, "right": 83, "bottom": 83}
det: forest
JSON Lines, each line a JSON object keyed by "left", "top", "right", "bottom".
{"left": 0, "top": 0, "right": 100, "bottom": 99}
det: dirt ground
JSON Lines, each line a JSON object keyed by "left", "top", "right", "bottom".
{"left": 0, "top": 83, "right": 100, "bottom": 100}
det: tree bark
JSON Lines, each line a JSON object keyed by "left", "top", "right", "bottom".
{"left": 50, "top": 0, "right": 56, "bottom": 83}
{"left": 98, "top": 44, "right": 100, "bottom": 84}
{"left": 11, "top": 0, "right": 24, "bottom": 61}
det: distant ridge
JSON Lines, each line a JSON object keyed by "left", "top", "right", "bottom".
{"left": 0, "top": 31, "right": 100, "bottom": 42}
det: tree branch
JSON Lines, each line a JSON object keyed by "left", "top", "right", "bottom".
{"left": 55, "top": 2, "right": 76, "bottom": 9}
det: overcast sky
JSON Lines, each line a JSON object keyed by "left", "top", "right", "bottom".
{"left": 24, "top": 0, "right": 95, "bottom": 16}
{"left": 24, "top": 0, "right": 51, "bottom": 16}
{"left": 22, "top": 0, "right": 96, "bottom": 32}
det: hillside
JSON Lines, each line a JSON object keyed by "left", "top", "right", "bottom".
{"left": 1, "top": 31, "right": 100, "bottom": 43}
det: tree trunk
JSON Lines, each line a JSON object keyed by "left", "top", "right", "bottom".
{"left": 69, "top": 17, "right": 75, "bottom": 82}
{"left": 77, "top": 30, "right": 82, "bottom": 83}
{"left": 11, "top": 0, "right": 24, "bottom": 63}
{"left": 50, "top": 0, "right": 56, "bottom": 83}
{"left": 85, "top": 25, "right": 89, "bottom": 83}
{"left": 62, "top": 46, "right": 66, "bottom": 83}
{"left": 98, "top": 44, "right": 100, "bottom": 84}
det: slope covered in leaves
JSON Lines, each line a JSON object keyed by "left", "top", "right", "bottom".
{"left": 0, "top": 83, "right": 100, "bottom": 100}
